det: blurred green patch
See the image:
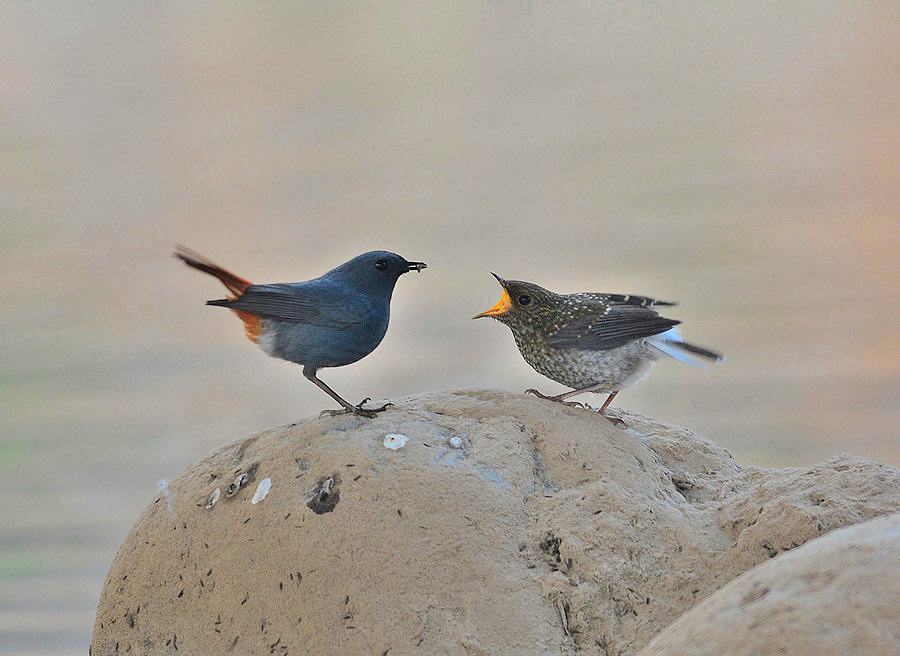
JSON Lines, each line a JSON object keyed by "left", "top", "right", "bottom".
{"left": 0, "top": 548, "right": 48, "bottom": 580}
{"left": 0, "top": 438, "right": 30, "bottom": 470}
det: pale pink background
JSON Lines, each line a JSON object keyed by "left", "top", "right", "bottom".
{"left": 1, "top": 3, "right": 897, "bottom": 653}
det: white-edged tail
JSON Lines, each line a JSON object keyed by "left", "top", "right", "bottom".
{"left": 649, "top": 328, "right": 723, "bottom": 369}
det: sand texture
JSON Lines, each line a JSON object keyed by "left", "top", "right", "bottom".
{"left": 638, "top": 511, "right": 900, "bottom": 656}
{"left": 91, "top": 389, "right": 900, "bottom": 655}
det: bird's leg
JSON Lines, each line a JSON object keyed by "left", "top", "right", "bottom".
{"left": 526, "top": 383, "right": 625, "bottom": 426}
{"left": 525, "top": 381, "right": 612, "bottom": 409}
{"left": 305, "top": 370, "right": 355, "bottom": 415}
{"left": 597, "top": 392, "right": 625, "bottom": 427}
{"left": 550, "top": 385, "right": 604, "bottom": 402}
{"left": 524, "top": 388, "right": 585, "bottom": 408}
{"left": 303, "top": 368, "right": 390, "bottom": 419}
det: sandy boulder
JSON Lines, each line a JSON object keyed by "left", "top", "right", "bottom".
{"left": 91, "top": 389, "right": 900, "bottom": 655}
{"left": 637, "top": 511, "right": 900, "bottom": 656}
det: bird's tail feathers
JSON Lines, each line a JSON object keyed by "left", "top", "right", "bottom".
{"left": 649, "top": 328, "right": 723, "bottom": 369}
{"left": 174, "top": 245, "right": 251, "bottom": 297}
{"left": 175, "top": 245, "right": 262, "bottom": 343}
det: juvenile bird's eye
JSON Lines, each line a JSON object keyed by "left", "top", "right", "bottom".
{"left": 374, "top": 259, "right": 387, "bottom": 271}
{"left": 518, "top": 294, "right": 532, "bottom": 306}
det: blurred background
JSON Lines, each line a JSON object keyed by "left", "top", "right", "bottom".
{"left": 1, "top": 2, "right": 897, "bottom": 653}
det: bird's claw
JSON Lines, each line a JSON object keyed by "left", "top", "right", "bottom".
{"left": 319, "top": 400, "right": 394, "bottom": 419}
{"left": 524, "top": 388, "right": 585, "bottom": 408}
{"left": 602, "top": 414, "right": 627, "bottom": 428}
{"left": 353, "top": 399, "right": 393, "bottom": 418}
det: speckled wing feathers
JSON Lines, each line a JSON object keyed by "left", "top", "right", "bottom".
{"left": 586, "top": 293, "right": 676, "bottom": 308}
{"left": 546, "top": 304, "right": 680, "bottom": 350}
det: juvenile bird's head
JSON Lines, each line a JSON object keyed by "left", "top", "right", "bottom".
{"left": 327, "top": 251, "right": 426, "bottom": 297}
{"left": 473, "top": 274, "right": 560, "bottom": 333}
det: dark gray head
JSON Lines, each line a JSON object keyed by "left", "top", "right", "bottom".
{"left": 323, "top": 251, "right": 426, "bottom": 297}
{"left": 473, "top": 273, "right": 561, "bottom": 332}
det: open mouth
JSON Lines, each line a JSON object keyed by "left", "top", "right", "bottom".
{"left": 405, "top": 261, "right": 427, "bottom": 273}
{"left": 473, "top": 273, "right": 510, "bottom": 318}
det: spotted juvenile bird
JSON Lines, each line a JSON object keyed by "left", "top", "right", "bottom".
{"left": 175, "top": 245, "right": 426, "bottom": 418}
{"left": 474, "top": 274, "right": 721, "bottom": 425}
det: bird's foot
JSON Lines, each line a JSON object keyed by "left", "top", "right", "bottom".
{"left": 524, "top": 389, "right": 585, "bottom": 409}
{"left": 600, "top": 413, "right": 626, "bottom": 428}
{"left": 353, "top": 397, "right": 394, "bottom": 418}
{"left": 319, "top": 398, "right": 394, "bottom": 419}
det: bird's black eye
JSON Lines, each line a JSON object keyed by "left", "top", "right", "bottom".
{"left": 518, "top": 294, "right": 532, "bottom": 306}
{"left": 374, "top": 259, "right": 387, "bottom": 271}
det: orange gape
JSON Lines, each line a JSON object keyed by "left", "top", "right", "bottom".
{"left": 173, "top": 245, "right": 262, "bottom": 343}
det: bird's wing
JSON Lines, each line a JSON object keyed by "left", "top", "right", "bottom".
{"left": 601, "top": 293, "right": 677, "bottom": 308}
{"left": 575, "top": 292, "right": 676, "bottom": 308}
{"left": 546, "top": 305, "right": 680, "bottom": 350}
{"left": 208, "top": 282, "right": 364, "bottom": 328}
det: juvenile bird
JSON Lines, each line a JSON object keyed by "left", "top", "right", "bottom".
{"left": 474, "top": 274, "right": 721, "bottom": 425}
{"left": 175, "top": 245, "right": 426, "bottom": 418}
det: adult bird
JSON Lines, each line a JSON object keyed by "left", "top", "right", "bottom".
{"left": 175, "top": 245, "right": 426, "bottom": 418}
{"left": 474, "top": 274, "right": 721, "bottom": 425}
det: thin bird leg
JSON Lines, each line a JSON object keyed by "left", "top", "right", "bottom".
{"left": 524, "top": 388, "right": 584, "bottom": 408}
{"left": 597, "top": 391, "right": 625, "bottom": 427}
{"left": 551, "top": 383, "right": 612, "bottom": 402}
{"left": 526, "top": 383, "right": 625, "bottom": 426}
{"left": 304, "top": 369, "right": 353, "bottom": 411}
{"left": 525, "top": 381, "right": 612, "bottom": 408}
{"left": 303, "top": 367, "right": 391, "bottom": 419}
{"left": 598, "top": 391, "right": 617, "bottom": 414}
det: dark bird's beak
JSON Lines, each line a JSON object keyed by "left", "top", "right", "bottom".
{"left": 404, "top": 261, "right": 427, "bottom": 273}
{"left": 473, "top": 273, "right": 511, "bottom": 319}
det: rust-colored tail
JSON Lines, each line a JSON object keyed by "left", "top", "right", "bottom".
{"left": 174, "top": 245, "right": 262, "bottom": 343}
{"left": 174, "top": 244, "right": 251, "bottom": 296}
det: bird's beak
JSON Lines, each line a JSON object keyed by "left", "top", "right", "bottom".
{"left": 404, "top": 261, "right": 427, "bottom": 273}
{"left": 473, "top": 273, "right": 511, "bottom": 319}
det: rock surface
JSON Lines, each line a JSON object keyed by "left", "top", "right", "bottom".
{"left": 637, "top": 511, "right": 900, "bottom": 656}
{"left": 91, "top": 389, "right": 900, "bottom": 655}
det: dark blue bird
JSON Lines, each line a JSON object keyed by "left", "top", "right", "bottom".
{"left": 175, "top": 245, "right": 426, "bottom": 417}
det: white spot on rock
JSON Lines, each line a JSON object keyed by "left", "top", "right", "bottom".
{"left": 383, "top": 433, "right": 408, "bottom": 450}
{"left": 205, "top": 487, "right": 220, "bottom": 510}
{"left": 251, "top": 478, "right": 271, "bottom": 504}
{"left": 449, "top": 436, "right": 463, "bottom": 449}
{"left": 157, "top": 479, "right": 177, "bottom": 520}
